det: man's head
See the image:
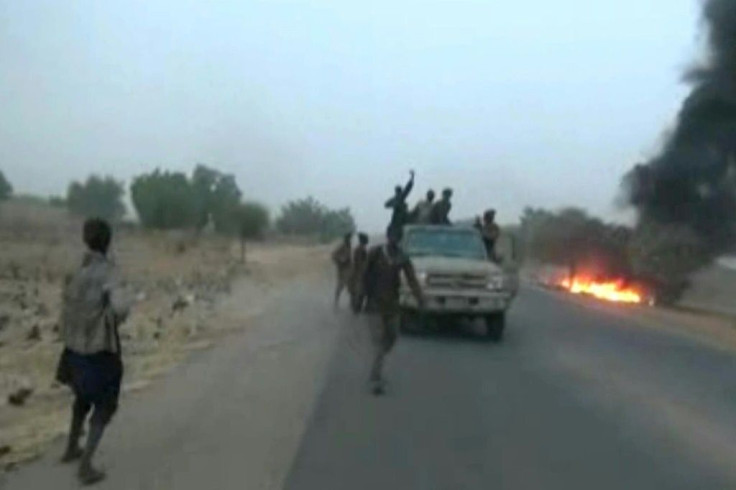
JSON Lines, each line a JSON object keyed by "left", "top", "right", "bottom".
{"left": 484, "top": 209, "right": 496, "bottom": 223}
{"left": 394, "top": 185, "right": 403, "bottom": 196}
{"left": 426, "top": 190, "right": 436, "bottom": 202}
{"left": 343, "top": 232, "right": 353, "bottom": 245}
{"left": 358, "top": 233, "right": 369, "bottom": 246}
{"left": 442, "top": 188, "right": 453, "bottom": 201}
{"left": 83, "top": 218, "right": 112, "bottom": 255}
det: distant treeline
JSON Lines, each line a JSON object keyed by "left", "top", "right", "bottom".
{"left": 0, "top": 166, "right": 354, "bottom": 242}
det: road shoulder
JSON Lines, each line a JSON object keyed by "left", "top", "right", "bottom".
{"left": 3, "top": 276, "right": 341, "bottom": 490}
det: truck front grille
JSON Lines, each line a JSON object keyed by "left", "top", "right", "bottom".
{"left": 427, "top": 273, "right": 487, "bottom": 289}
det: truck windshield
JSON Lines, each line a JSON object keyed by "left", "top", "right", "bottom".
{"left": 404, "top": 228, "right": 487, "bottom": 260}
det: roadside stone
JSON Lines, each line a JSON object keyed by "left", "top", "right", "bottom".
{"left": 0, "top": 313, "right": 9, "bottom": 332}
{"left": 36, "top": 303, "right": 49, "bottom": 316}
{"left": 172, "top": 294, "right": 194, "bottom": 314}
{"left": 26, "top": 324, "right": 41, "bottom": 342}
{"left": 8, "top": 387, "right": 33, "bottom": 406}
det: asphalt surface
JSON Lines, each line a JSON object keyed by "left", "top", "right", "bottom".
{"left": 4, "top": 282, "right": 736, "bottom": 489}
{"left": 286, "top": 287, "right": 736, "bottom": 489}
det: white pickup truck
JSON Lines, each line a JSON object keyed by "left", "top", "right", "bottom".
{"left": 399, "top": 225, "right": 519, "bottom": 341}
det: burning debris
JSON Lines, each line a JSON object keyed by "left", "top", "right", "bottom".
{"left": 559, "top": 277, "right": 644, "bottom": 305}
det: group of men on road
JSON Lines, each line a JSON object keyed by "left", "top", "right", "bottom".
{"left": 333, "top": 170, "right": 503, "bottom": 396}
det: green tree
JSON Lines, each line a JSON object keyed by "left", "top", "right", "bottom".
{"left": 191, "top": 164, "right": 220, "bottom": 231}
{"left": 130, "top": 170, "right": 197, "bottom": 229}
{"left": 321, "top": 208, "right": 356, "bottom": 241}
{"left": 276, "top": 197, "right": 355, "bottom": 241}
{"left": 0, "top": 170, "right": 14, "bottom": 201}
{"left": 210, "top": 174, "right": 242, "bottom": 235}
{"left": 520, "top": 207, "right": 632, "bottom": 280}
{"left": 235, "top": 202, "right": 270, "bottom": 262}
{"left": 276, "top": 197, "right": 327, "bottom": 236}
{"left": 189, "top": 164, "right": 242, "bottom": 234}
{"left": 67, "top": 175, "right": 125, "bottom": 221}
{"left": 48, "top": 196, "right": 66, "bottom": 208}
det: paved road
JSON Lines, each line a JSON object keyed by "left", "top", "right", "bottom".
{"left": 286, "top": 288, "right": 736, "bottom": 489}
{"left": 4, "top": 282, "right": 736, "bottom": 489}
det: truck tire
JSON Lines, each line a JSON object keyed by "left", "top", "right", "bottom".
{"left": 485, "top": 313, "right": 505, "bottom": 342}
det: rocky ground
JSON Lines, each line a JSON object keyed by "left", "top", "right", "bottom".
{"left": 0, "top": 200, "right": 326, "bottom": 470}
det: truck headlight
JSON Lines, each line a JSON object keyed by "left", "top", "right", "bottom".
{"left": 416, "top": 271, "right": 428, "bottom": 286}
{"left": 486, "top": 275, "right": 504, "bottom": 290}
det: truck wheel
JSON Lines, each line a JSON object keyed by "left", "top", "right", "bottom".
{"left": 485, "top": 313, "right": 505, "bottom": 342}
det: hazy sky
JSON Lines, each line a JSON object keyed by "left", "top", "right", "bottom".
{"left": 1, "top": 1, "right": 700, "bottom": 230}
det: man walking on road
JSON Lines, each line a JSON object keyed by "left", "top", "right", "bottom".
{"left": 332, "top": 233, "right": 353, "bottom": 308}
{"left": 350, "top": 233, "right": 370, "bottom": 313}
{"left": 56, "top": 218, "right": 130, "bottom": 486}
{"left": 384, "top": 170, "right": 415, "bottom": 240}
{"left": 363, "top": 230, "right": 425, "bottom": 395}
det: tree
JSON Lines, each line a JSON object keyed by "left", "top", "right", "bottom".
{"left": 130, "top": 165, "right": 246, "bottom": 233}
{"left": 276, "top": 197, "right": 325, "bottom": 235}
{"left": 189, "top": 164, "right": 242, "bottom": 234}
{"left": 191, "top": 164, "right": 220, "bottom": 231}
{"left": 0, "top": 170, "right": 14, "bottom": 201}
{"left": 67, "top": 175, "right": 125, "bottom": 221}
{"left": 321, "top": 208, "right": 356, "bottom": 241}
{"left": 520, "top": 207, "right": 632, "bottom": 280}
{"left": 48, "top": 196, "right": 66, "bottom": 208}
{"left": 210, "top": 174, "right": 242, "bottom": 235}
{"left": 276, "top": 197, "right": 355, "bottom": 241}
{"left": 235, "top": 202, "right": 270, "bottom": 262}
{"left": 131, "top": 170, "right": 198, "bottom": 229}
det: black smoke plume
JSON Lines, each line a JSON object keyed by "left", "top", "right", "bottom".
{"left": 625, "top": 0, "right": 736, "bottom": 256}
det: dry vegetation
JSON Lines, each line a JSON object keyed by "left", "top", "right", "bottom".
{"left": 0, "top": 200, "right": 327, "bottom": 470}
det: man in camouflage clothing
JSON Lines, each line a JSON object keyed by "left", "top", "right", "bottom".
{"left": 476, "top": 209, "right": 501, "bottom": 260}
{"left": 411, "top": 189, "right": 436, "bottom": 224}
{"left": 332, "top": 233, "right": 353, "bottom": 308}
{"left": 350, "top": 233, "right": 370, "bottom": 313}
{"left": 384, "top": 170, "right": 415, "bottom": 240}
{"left": 430, "top": 188, "right": 453, "bottom": 225}
{"left": 363, "top": 230, "right": 425, "bottom": 395}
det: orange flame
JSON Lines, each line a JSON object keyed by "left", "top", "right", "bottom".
{"left": 560, "top": 277, "right": 642, "bottom": 304}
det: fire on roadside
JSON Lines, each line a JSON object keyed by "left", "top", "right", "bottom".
{"left": 559, "top": 277, "right": 643, "bottom": 304}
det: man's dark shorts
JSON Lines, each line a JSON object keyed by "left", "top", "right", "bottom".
{"left": 57, "top": 348, "right": 123, "bottom": 422}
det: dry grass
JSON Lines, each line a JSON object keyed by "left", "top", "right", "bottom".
{"left": 0, "top": 200, "right": 327, "bottom": 469}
